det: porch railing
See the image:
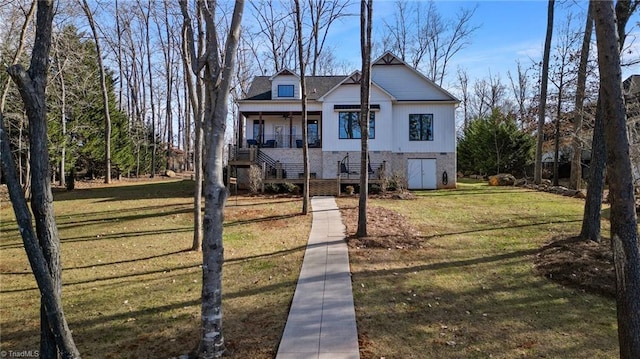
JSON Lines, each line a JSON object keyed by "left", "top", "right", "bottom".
{"left": 247, "top": 135, "right": 322, "bottom": 149}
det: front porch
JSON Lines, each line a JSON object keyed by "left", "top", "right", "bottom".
{"left": 240, "top": 111, "right": 322, "bottom": 150}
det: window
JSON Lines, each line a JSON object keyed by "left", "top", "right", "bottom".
{"left": 277, "top": 84, "right": 294, "bottom": 97}
{"left": 339, "top": 112, "right": 375, "bottom": 139}
{"left": 409, "top": 114, "right": 433, "bottom": 141}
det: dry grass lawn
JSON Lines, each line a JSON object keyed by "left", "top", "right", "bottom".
{"left": 338, "top": 181, "right": 620, "bottom": 359}
{"left": 1, "top": 178, "right": 629, "bottom": 358}
{"left": 0, "top": 179, "right": 309, "bottom": 358}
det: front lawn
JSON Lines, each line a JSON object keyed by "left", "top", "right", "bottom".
{"left": 0, "top": 179, "right": 309, "bottom": 358}
{"left": 338, "top": 182, "right": 619, "bottom": 359}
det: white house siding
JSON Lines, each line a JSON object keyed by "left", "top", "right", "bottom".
{"left": 391, "top": 103, "right": 456, "bottom": 153}
{"left": 372, "top": 65, "right": 452, "bottom": 101}
{"left": 320, "top": 84, "right": 394, "bottom": 152}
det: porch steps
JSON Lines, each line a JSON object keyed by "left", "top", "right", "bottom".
{"left": 309, "top": 179, "right": 339, "bottom": 196}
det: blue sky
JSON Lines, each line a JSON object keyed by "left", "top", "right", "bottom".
{"left": 329, "top": 0, "right": 640, "bottom": 90}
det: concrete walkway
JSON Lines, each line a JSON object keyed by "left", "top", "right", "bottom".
{"left": 275, "top": 196, "right": 360, "bottom": 359}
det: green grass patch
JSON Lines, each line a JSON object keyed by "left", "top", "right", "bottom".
{"left": 1, "top": 179, "right": 310, "bottom": 358}
{"left": 339, "top": 181, "right": 618, "bottom": 359}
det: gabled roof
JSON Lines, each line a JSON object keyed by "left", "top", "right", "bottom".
{"left": 269, "top": 68, "right": 299, "bottom": 80}
{"left": 242, "top": 75, "right": 345, "bottom": 101}
{"left": 241, "top": 51, "right": 460, "bottom": 103}
{"left": 316, "top": 70, "right": 396, "bottom": 102}
{"left": 372, "top": 51, "right": 460, "bottom": 102}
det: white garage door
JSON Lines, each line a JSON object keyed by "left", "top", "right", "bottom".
{"left": 407, "top": 159, "right": 437, "bottom": 189}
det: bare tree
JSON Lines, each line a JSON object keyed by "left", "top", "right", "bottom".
{"left": 381, "top": 0, "right": 409, "bottom": 61}
{"left": 138, "top": 0, "right": 157, "bottom": 177}
{"left": 425, "top": 2, "right": 478, "bottom": 86}
{"left": 457, "top": 67, "right": 470, "bottom": 130}
{"left": 180, "top": 0, "right": 206, "bottom": 251}
{"left": 305, "top": 0, "right": 352, "bottom": 75}
{"left": 81, "top": 0, "right": 112, "bottom": 183}
{"left": 569, "top": 3, "right": 593, "bottom": 190}
{"left": 294, "top": 0, "right": 310, "bottom": 214}
{"left": 381, "top": 0, "right": 478, "bottom": 86}
{"left": 2, "top": 0, "right": 80, "bottom": 357}
{"left": 580, "top": 0, "right": 638, "bottom": 242}
{"left": 592, "top": 2, "right": 640, "bottom": 357}
{"left": 1, "top": 0, "right": 36, "bottom": 194}
{"left": 247, "top": 0, "right": 295, "bottom": 73}
{"left": 356, "top": 0, "right": 372, "bottom": 238}
{"left": 180, "top": 1, "right": 244, "bottom": 357}
{"left": 51, "top": 31, "right": 68, "bottom": 187}
{"left": 534, "top": 0, "right": 554, "bottom": 184}
{"left": 549, "top": 14, "right": 581, "bottom": 186}
{"left": 507, "top": 60, "right": 532, "bottom": 129}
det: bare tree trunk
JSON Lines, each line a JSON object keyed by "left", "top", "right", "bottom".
{"left": 534, "top": 0, "right": 554, "bottom": 184}
{"left": 81, "top": 0, "right": 112, "bottom": 184}
{"left": 180, "top": 1, "right": 205, "bottom": 252}
{"left": 180, "top": 1, "right": 244, "bottom": 357}
{"left": 356, "top": 0, "right": 372, "bottom": 238}
{"left": 592, "top": 2, "right": 640, "bottom": 357}
{"left": 52, "top": 37, "right": 67, "bottom": 187}
{"left": 115, "top": 0, "right": 125, "bottom": 113}
{"left": 142, "top": 0, "right": 157, "bottom": 178}
{"left": 161, "top": 0, "right": 174, "bottom": 168}
{"left": 553, "top": 82, "right": 563, "bottom": 186}
{"left": 569, "top": 3, "right": 593, "bottom": 190}
{"left": 580, "top": 0, "right": 637, "bottom": 242}
{"left": 294, "top": 0, "right": 310, "bottom": 214}
{"left": 457, "top": 67, "right": 470, "bottom": 130}
{"left": 4, "top": 1, "right": 80, "bottom": 357}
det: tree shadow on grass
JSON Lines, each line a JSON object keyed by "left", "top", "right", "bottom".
{"left": 52, "top": 180, "right": 195, "bottom": 202}
{"left": 417, "top": 218, "right": 583, "bottom": 241}
{"left": 350, "top": 250, "right": 618, "bottom": 358}
{"left": 225, "top": 212, "right": 306, "bottom": 227}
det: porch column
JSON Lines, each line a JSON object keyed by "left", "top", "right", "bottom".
{"left": 289, "top": 111, "right": 293, "bottom": 148}
{"left": 259, "top": 112, "right": 264, "bottom": 145}
{"left": 238, "top": 112, "right": 244, "bottom": 148}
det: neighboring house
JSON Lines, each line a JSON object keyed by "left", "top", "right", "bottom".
{"left": 539, "top": 74, "right": 640, "bottom": 183}
{"left": 231, "top": 52, "right": 459, "bottom": 194}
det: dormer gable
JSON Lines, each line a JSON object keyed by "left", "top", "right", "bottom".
{"left": 270, "top": 68, "right": 301, "bottom": 100}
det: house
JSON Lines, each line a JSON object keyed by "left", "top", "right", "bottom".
{"left": 539, "top": 74, "right": 640, "bottom": 183}
{"left": 231, "top": 52, "right": 459, "bottom": 194}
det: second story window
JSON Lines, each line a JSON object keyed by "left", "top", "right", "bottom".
{"left": 278, "top": 84, "right": 295, "bottom": 97}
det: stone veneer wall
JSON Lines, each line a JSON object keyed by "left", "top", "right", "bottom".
{"left": 321, "top": 151, "right": 456, "bottom": 189}
{"left": 235, "top": 149, "right": 456, "bottom": 190}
